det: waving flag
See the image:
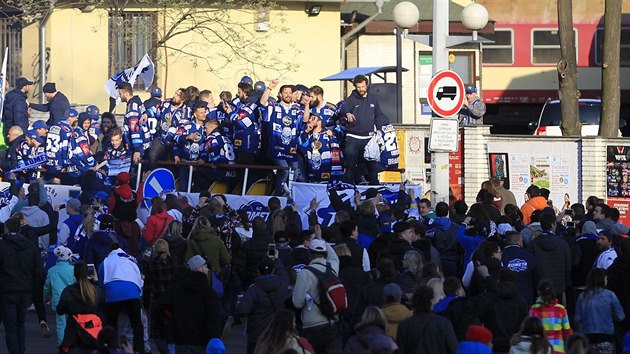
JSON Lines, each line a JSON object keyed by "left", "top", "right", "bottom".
{"left": 103, "top": 53, "right": 155, "bottom": 99}
{"left": 0, "top": 47, "right": 8, "bottom": 150}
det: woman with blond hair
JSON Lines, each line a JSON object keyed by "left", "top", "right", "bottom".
{"left": 162, "top": 220, "right": 187, "bottom": 268}
{"left": 143, "top": 239, "right": 176, "bottom": 354}
{"left": 344, "top": 306, "right": 398, "bottom": 354}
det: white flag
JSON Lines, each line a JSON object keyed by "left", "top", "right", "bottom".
{"left": 102, "top": 53, "right": 155, "bottom": 99}
{"left": 0, "top": 47, "right": 8, "bottom": 119}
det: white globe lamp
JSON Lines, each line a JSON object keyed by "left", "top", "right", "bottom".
{"left": 393, "top": 1, "right": 420, "bottom": 29}
{"left": 461, "top": 3, "right": 489, "bottom": 40}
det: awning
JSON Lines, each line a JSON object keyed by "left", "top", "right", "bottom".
{"left": 321, "top": 66, "right": 408, "bottom": 82}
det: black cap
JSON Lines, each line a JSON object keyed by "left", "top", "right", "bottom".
{"left": 393, "top": 221, "right": 412, "bottom": 235}
{"left": 42, "top": 82, "right": 56, "bottom": 93}
{"left": 365, "top": 188, "right": 379, "bottom": 199}
{"left": 15, "top": 77, "right": 33, "bottom": 88}
{"left": 258, "top": 257, "right": 274, "bottom": 275}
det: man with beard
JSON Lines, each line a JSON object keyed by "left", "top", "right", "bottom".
{"left": 148, "top": 88, "right": 186, "bottom": 164}
{"left": 173, "top": 102, "right": 207, "bottom": 190}
{"left": 45, "top": 109, "right": 79, "bottom": 184}
{"left": 306, "top": 85, "right": 338, "bottom": 130}
{"left": 338, "top": 75, "right": 386, "bottom": 185}
{"left": 91, "top": 112, "right": 118, "bottom": 158}
{"left": 3, "top": 77, "right": 33, "bottom": 136}
{"left": 0, "top": 126, "right": 25, "bottom": 174}
{"left": 30, "top": 82, "right": 71, "bottom": 126}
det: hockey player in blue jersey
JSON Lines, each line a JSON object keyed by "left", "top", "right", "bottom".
{"left": 45, "top": 108, "right": 78, "bottom": 183}
{"left": 193, "top": 119, "right": 237, "bottom": 191}
{"left": 117, "top": 82, "right": 147, "bottom": 164}
{"left": 16, "top": 130, "right": 45, "bottom": 181}
{"left": 173, "top": 101, "right": 207, "bottom": 190}
{"left": 85, "top": 105, "right": 101, "bottom": 145}
{"left": 298, "top": 113, "right": 344, "bottom": 183}
{"left": 259, "top": 80, "right": 304, "bottom": 195}
{"left": 67, "top": 122, "right": 96, "bottom": 183}
{"left": 147, "top": 88, "right": 186, "bottom": 164}
{"left": 101, "top": 127, "right": 131, "bottom": 184}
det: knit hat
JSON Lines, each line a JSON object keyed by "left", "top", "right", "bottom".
{"left": 54, "top": 245, "right": 73, "bottom": 261}
{"left": 206, "top": 338, "right": 226, "bottom": 354}
{"left": 466, "top": 325, "right": 493, "bottom": 344}
{"left": 117, "top": 172, "right": 131, "bottom": 185}
{"left": 582, "top": 220, "right": 598, "bottom": 235}
{"left": 78, "top": 112, "right": 91, "bottom": 128}
{"left": 308, "top": 238, "right": 327, "bottom": 253}
{"left": 188, "top": 255, "right": 207, "bottom": 270}
{"left": 42, "top": 82, "right": 56, "bottom": 93}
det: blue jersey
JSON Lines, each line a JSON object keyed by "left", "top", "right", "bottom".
{"left": 379, "top": 124, "right": 399, "bottom": 169}
{"left": 103, "top": 143, "right": 131, "bottom": 177}
{"left": 201, "top": 129, "right": 237, "bottom": 180}
{"left": 88, "top": 121, "right": 101, "bottom": 144}
{"left": 157, "top": 101, "right": 187, "bottom": 146}
{"left": 173, "top": 121, "right": 205, "bottom": 162}
{"left": 45, "top": 120, "right": 74, "bottom": 173}
{"left": 123, "top": 96, "right": 148, "bottom": 153}
{"left": 68, "top": 128, "right": 96, "bottom": 177}
{"left": 298, "top": 130, "right": 344, "bottom": 183}
{"left": 229, "top": 103, "right": 260, "bottom": 154}
{"left": 262, "top": 102, "right": 303, "bottom": 161}
{"left": 311, "top": 101, "right": 338, "bottom": 129}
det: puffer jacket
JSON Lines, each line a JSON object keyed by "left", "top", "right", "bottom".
{"left": 381, "top": 303, "right": 412, "bottom": 338}
{"left": 184, "top": 227, "right": 231, "bottom": 273}
{"left": 143, "top": 210, "right": 173, "bottom": 245}
{"left": 343, "top": 324, "right": 397, "bottom": 354}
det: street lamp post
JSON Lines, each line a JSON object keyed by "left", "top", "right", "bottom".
{"left": 392, "top": 2, "right": 419, "bottom": 123}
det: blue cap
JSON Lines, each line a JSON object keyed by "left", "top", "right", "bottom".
{"left": 240, "top": 75, "right": 253, "bottom": 86}
{"left": 294, "top": 84, "right": 309, "bottom": 94}
{"left": 32, "top": 120, "right": 49, "bottom": 130}
{"left": 65, "top": 108, "right": 79, "bottom": 119}
{"left": 150, "top": 87, "right": 162, "bottom": 97}
{"left": 465, "top": 85, "right": 477, "bottom": 94}
{"left": 94, "top": 191, "right": 109, "bottom": 202}
{"left": 254, "top": 81, "right": 266, "bottom": 93}
{"left": 26, "top": 129, "right": 44, "bottom": 144}
{"left": 85, "top": 105, "right": 100, "bottom": 119}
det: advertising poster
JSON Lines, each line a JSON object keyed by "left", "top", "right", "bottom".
{"left": 488, "top": 153, "right": 509, "bottom": 189}
{"left": 606, "top": 145, "right": 630, "bottom": 225}
{"left": 487, "top": 141, "right": 578, "bottom": 208}
{"left": 404, "top": 130, "right": 426, "bottom": 185}
{"left": 449, "top": 130, "right": 464, "bottom": 201}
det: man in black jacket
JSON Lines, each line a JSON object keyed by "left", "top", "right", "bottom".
{"left": 338, "top": 75, "right": 387, "bottom": 185}
{"left": 0, "top": 217, "right": 44, "bottom": 354}
{"left": 29, "top": 82, "right": 71, "bottom": 126}
{"left": 1, "top": 126, "right": 25, "bottom": 174}
{"left": 234, "top": 217, "right": 273, "bottom": 288}
{"left": 3, "top": 77, "right": 32, "bottom": 136}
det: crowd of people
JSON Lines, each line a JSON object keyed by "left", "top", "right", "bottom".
{"left": 0, "top": 74, "right": 400, "bottom": 195}
{"left": 0, "top": 167, "right": 629, "bottom": 354}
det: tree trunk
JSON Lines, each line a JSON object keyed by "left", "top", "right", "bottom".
{"left": 600, "top": 0, "right": 622, "bottom": 137}
{"left": 557, "top": 0, "right": 581, "bottom": 136}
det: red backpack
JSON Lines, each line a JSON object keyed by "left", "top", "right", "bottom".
{"left": 305, "top": 262, "right": 348, "bottom": 318}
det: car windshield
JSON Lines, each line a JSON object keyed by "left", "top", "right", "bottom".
{"left": 540, "top": 101, "right": 602, "bottom": 126}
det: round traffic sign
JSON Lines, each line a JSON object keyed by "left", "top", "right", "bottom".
{"left": 427, "top": 70, "right": 465, "bottom": 117}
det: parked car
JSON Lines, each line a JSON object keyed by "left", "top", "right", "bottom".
{"left": 528, "top": 98, "right": 624, "bottom": 136}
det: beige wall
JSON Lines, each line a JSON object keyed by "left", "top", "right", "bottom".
{"left": 21, "top": 3, "right": 342, "bottom": 111}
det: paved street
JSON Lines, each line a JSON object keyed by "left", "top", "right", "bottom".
{"left": 20, "top": 307, "right": 246, "bottom": 353}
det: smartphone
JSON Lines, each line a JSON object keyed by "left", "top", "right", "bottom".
{"left": 566, "top": 221, "right": 576, "bottom": 228}
{"left": 58, "top": 204, "right": 66, "bottom": 210}
{"left": 87, "top": 263, "right": 95, "bottom": 274}
{"left": 267, "top": 243, "right": 276, "bottom": 257}
{"left": 564, "top": 209, "right": 573, "bottom": 215}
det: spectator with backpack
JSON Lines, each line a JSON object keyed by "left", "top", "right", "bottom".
{"left": 236, "top": 255, "right": 289, "bottom": 354}
{"left": 57, "top": 261, "right": 104, "bottom": 353}
{"left": 292, "top": 237, "right": 344, "bottom": 354}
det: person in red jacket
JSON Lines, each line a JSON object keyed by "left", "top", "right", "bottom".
{"left": 143, "top": 197, "right": 173, "bottom": 245}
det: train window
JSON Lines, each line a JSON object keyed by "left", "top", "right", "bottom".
{"left": 482, "top": 29, "right": 513, "bottom": 64}
{"left": 595, "top": 28, "right": 630, "bottom": 65}
{"left": 532, "top": 29, "right": 577, "bottom": 65}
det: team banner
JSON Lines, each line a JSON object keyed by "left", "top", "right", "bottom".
{"left": 291, "top": 182, "right": 422, "bottom": 226}
{"left": 182, "top": 193, "right": 287, "bottom": 223}
{"left": 10, "top": 153, "right": 48, "bottom": 173}
{"left": 103, "top": 53, "right": 155, "bottom": 99}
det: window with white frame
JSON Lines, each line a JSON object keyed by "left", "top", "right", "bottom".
{"left": 482, "top": 29, "right": 513, "bottom": 64}
{"left": 595, "top": 28, "right": 630, "bottom": 65}
{"left": 531, "top": 29, "right": 577, "bottom": 65}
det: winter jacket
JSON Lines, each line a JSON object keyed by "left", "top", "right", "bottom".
{"left": 184, "top": 227, "right": 231, "bottom": 273}
{"left": 338, "top": 89, "right": 387, "bottom": 136}
{"left": 43, "top": 260, "right": 75, "bottom": 309}
{"left": 440, "top": 295, "right": 482, "bottom": 341}
{"left": 520, "top": 196, "right": 548, "bottom": 225}
{"left": 56, "top": 282, "right": 105, "bottom": 349}
{"left": 526, "top": 232, "right": 571, "bottom": 297}
{"left": 292, "top": 242, "right": 340, "bottom": 328}
{"left": 159, "top": 269, "right": 222, "bottom": 346}
{"left": 30, "top": 91, "right": 71, "bottom": 126}
{"left": 351, "top": 278, "right": 401, "bottom": 328}
{"left": 397, "top": 311, "right": 458, "bottom": 354}
{"left": 163, "top": 234, "right": 187, "bottom": 268}
{"left": 387, "top": 238, "right": 415, "bottom": 273}
{"left": 381, "top": 302, "right": 411, "bottom": 338}
{"left": 109, "top": 185, "right": 138, "bottom": 222}
{"left": 457, "top": 341, "right": 492, "bottom": 354}
{"left": 142, "top": 211, "right": 173, "bottom": 245}
{"left": 234, "top": 231, "right": 274, "bottom": 287}
{"left": 502, "top": 244, "right": 538, "bottom": 306}
{"left": 143, "top": 256, "right": 176, "bottom": 339}
{"left": 338, "top": 255, "right": 371, "bottom": 319}
{"left": 341, "top": 237, "right": 367, "bottom": 270}
{"left": 427, "top": 217, "right": 459, "bottom": 268}
{"left": 0, "top": 135, "right": 23, "bottom": 172}
{"left": 573, "top": 233, "right": 598, "bottom": 287}
{"left": 235, "top": 259, "right": 289, "bottom": 343}
{"left": 478, "top": 281, "right": 529, "bottom": 352}
{"left": 21, "top": 205, "right": 50, "bottom": 249}
{"left": 282, "top": 246, "right": 310, "bottom": 269}
{"left": 574, "top": 288, "right": 624, "bottom": 335}
{"left": 607, "top": 253, "right": 630, "bottom": 331}
{"left": 457, "top": 225, "right": 486, "bottom": 266}
{"left": 367, "top": 232, "right": 394, "bottom": 266}
{"left": 3, "top": 88, "right": 28, "bottom": 133}
{"left": 343, "top": 324, "right": 397, "bottom": 354}
{"left": 0, "top": 232, "right": 44, "bottom": 294}
{"left": 496, "top": 186, "right": 517, "bottom": 214}
{"left": 84, "top": 230, "right": 129, "bottom": 268}
{"left": 411, "top": 239, "right": 442, "bottom": 271}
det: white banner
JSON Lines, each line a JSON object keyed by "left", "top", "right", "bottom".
{"left": 291, "top": 182, "right": 422, "bottom": 226}
{"left": 103, "top": 53, "right": 155, "bottom": 99}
